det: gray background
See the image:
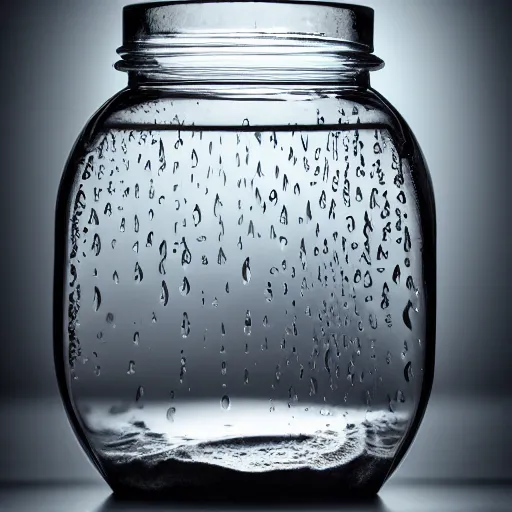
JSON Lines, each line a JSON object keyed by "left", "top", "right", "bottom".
{"left": 0, "top": 0, "right": 510, "bottom": 485}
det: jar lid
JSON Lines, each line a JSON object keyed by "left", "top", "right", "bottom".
{"left": 122, "top": 1, "right": 375, "bottom": 52}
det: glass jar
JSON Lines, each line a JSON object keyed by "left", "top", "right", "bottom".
{"left": 54, "top": 0, "right": 436, "bottom": 497}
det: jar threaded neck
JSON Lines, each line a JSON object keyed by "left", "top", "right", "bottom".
{"left": 116, "top": 1, "right": 384, "bottom": 84}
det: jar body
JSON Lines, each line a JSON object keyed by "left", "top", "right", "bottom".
{"left": 55, "top": 85, "right": 435, "bottom": 495}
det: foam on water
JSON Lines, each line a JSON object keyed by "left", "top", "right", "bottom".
{"left": 81, "top": 399, "right": 409, "bottom": 473}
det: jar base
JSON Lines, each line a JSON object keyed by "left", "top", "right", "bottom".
{"left": 104, "top": 455, "right": 385, "bottom": 499}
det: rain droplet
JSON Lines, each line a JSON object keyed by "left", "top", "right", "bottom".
{"left": 279, "top": 236, "right": 288, "bottom": 250}
{"left": 106, "top": 312, "right": 114, "bottom": 325}
{"left": 135, "top": 385, "right": 144, "bottom": 402}
{"left": 127, "top": 360, "right": 136, "bottom": 374}
{"left": 221, "top": 361, "right": 227, "bottom": 375}
{"left": 244, "top": 368, "right": 249, "bottom": 384}
{"left": 133, "top": 332, "right": 139, "bottom": 345}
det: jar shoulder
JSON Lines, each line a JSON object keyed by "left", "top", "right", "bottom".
{"left": 77, "top": 86, "right": 415, "bottom": 152}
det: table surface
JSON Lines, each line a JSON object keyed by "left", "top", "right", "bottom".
{"left": 0, "top": 482, "right": 511, "bottom": 512}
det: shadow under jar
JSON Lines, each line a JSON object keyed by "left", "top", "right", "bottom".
{"left": 54, "top": 0, "right": 436, "bottom": 498}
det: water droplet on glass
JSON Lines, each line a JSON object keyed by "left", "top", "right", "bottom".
{"left": 244, "top": 310, "right": 252, "bottom": 335}
{"left": 192, "top": 204, "right": 202, "bottom": 227}
{"left": 280, "top": 205, "right": 288, "bottom": 225}
{"left": 135, "top": 385, "right": 144, "bottom": 402}
{"left": 127, "top": 360, "right": 136, "bottom": 374}
{"left": 91, "top": 234, "right": 101, "bottom": 256}
{"left": 160, "top": 280, "right": 169, "bottom": 306}
{"left": 106, "top": 312, "right": 114, "bottom": 326}
{"left": 93, "top": 286, "right": 101, "bottom": 311}
{"left": 221, "top": 395, "right": 231, "bottom": 410}
{"left": 404, "top": 361, "right": 413, "bottom": 382}
{"left": 181, "top": 312, "right": 190, "bottom": 338}
{"left": 134, "top": 262, "right": 143, "bottom": 282}
{"left": 217, "top": 247, "right": 227, "bottom": 265}
{"left": 133, "top": 332, "right": 139, "bottom": 345}
{"left": 179, "top": 277, "right": 190, "bottom": 296}
{"left": 309, "top": 377, "right": 318, "bottom": 396}
{"left": 242, "top": 257, "right": 251, "bottom": 284}
{"left": 166, "top": 406, "right": 176, "bottom": 422}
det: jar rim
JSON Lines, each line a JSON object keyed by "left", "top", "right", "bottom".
{"left": 122, "top": 0, "right": 375, "bottom": 51}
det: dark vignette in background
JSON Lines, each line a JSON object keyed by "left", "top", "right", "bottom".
{"left": 0, "top": 0, "right": 510, "bottom": 484}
